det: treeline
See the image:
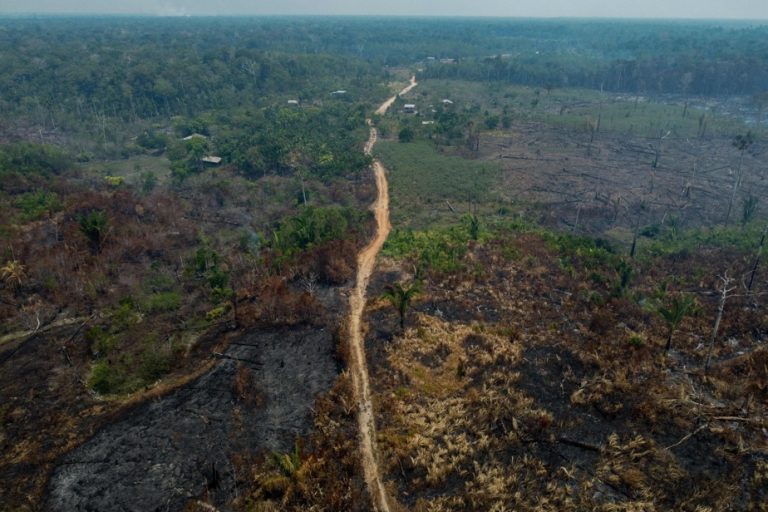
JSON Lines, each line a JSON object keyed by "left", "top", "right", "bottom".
{"left": 1, "top": 17, "right": 766, "bottom": 143}
{"left": 410, "top": 20, "right": 768, "bottom": 96}
{"left": 0, "top": 17, "right": 386, "bottom": 135}
{"left": 420, "top": 50, "right": 768, "bottom": 97}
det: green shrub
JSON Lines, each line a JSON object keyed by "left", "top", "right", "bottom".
{"left": 628, "top": 334, "right": 644, "bottom": 347}
{"left": 141, "top": 171, "right": 158, "bottom": 193}
{"left": 384, "top": 226, "right": 470, "bottom": 273}
{"left": 398, "top": 127, "right": 415, "bottom": 142}
{"left": 0, "top": 143, "right": 70, "bottom": 177}
{"left": 14, "top": 190, "right": 61, "bottom": 221}
{"left": 146, "top": 291, "right": 182, "bottom": 313}
{"left": 270, "top": 205, "right": 369, "bottom": 256}
{"left": 139, "top": 347, "right": 172, "bottom": 383}
{"left": 88, "top": 361, "right": 118, "bottom": 394}
{"left": 85, "top": 327, "right": 118, "bottom": 356}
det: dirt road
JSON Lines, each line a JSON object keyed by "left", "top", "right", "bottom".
{"left": 374, "top": 76, "right": 418, "bottom": 116}
{"left": 349, "top": 77, "right": 416, "bottom": 512}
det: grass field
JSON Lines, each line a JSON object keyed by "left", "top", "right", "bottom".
{"left": 412, "top": 79, "right": 758, "bottom": 139}
{"left": 80, "top": 154, "right": 172, "bottom": 186}
{"left": 374, "top": 140, "right": 504, "bottom": 229}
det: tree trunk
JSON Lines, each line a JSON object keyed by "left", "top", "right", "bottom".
{"left": 706, "top": 280, "right": 731, "bottom": 370}
{"left": 736, "top": 150, "right": 746, "bottom": 188}
{"left": 630, "top": 221, "right": 640, "bottom": 259}
{"left": 724, "top": 173, "right": 738, "bottom": 225}
{"left": 747, "top": 226, "right": 767, "bottom": 291}
{"left": 665, "top": 329, "right": 674, "bottom": 353}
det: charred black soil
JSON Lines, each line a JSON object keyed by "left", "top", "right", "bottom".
{"left": 45, "top": 324, "right": 338, "bottom": 511}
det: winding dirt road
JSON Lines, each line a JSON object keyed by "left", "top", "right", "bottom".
{"left": 349, "top": 76, "right": 416, "bottom": 512}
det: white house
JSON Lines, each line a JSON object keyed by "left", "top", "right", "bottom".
{"left": 182, "top": 133, "right": 208, "bottom": 141}
{"left": 403, "top": 104, "right": 417, "bottom": 114}
{"left": 202, "top": 156, "right": 222, "bottom": 165}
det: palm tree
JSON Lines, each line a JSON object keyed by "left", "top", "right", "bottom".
{"left": 464, "top": 213, "right": 481, "bottom": 241}
{"left": 657, "top": 293, "right": 695, "bottom": 353}
{"left": 78, "top": 210, "right": 110, "bottom": 254}
{"left": 382, "top": 280, "right": 421, "bottom": 331}
{"left": 1, "top": 260, "right": 26, "bottom": 292}
{"left": 262, "top": 440, "right": 310, "bottom": 504}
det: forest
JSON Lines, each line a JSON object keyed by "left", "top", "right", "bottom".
{"left": 0, "top": 14, "right": 766, "bottom": 512}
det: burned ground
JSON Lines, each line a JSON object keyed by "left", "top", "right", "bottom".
{"left": 367, "top": 233, "right": 768, "bottom": 511}
{"left": 485, "top": 123, "right": 767, "bottom": 238}
{"left": 45, "top": 325, "right": 338, "bottom": 512}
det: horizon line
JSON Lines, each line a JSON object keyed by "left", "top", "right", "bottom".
{"left": 1, "top": 12, "right": 768, "bottom": 22}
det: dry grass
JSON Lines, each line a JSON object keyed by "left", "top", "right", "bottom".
{"left": 368, "top": 231, "right": 768, "bottom": 511}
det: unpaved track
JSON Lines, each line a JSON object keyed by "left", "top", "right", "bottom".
{"left": 374, "top": 76, "right": 418, "bottom": 116}
{"left": 349, "top": 76, "right": 416, "bottom": 512}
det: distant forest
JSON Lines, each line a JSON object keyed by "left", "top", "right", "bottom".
{"left": 1, "top": 17, "right": 766, "bottom": 123}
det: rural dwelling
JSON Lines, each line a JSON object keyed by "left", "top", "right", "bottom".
{"left": 441, "top": 99, "right": 454, "bottom": 105}
{"left": 330, "top": 90, "right": 347, "bottom": 96}
{"left": 287, "top": 99, "right": 300, "bottom": 106}
{"left": 202, "top": 156, "right": 222, "bottom": 166}
{"left": 403, "top": 104, "right": 417, "bottom": 114}
{"left": 182, "top": 133, "right": 208, "bottom": 141}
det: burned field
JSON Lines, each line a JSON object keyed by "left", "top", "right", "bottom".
{"left": 369, "top": 79, "right": 768, "bottom": 511}
{"left": 366, "top": 233, "right": 768, "bottom": 511}
{"left": 484, "top": 123, "right": 767, "bottom": 237}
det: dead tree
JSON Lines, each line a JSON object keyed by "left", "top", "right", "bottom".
{"left": 725, "top": 132, "right": 756, "bottom": 224}
{"left": 747, "top": 225, "right": 768, "bottom": 292}
{"left": 652, "top": 129, "right": 671, "bottom": 169}
{"left": 724, "top": 169, "right": 739, "bottom": 225}
{"left": 629, "top": 201, "right": 647, "bottom": 259}
{"left": 705, "top": 274, "right": 736, "bottom": 370}
{"left": 734, "top": 132, "right": 755, "bottom": 189}
{"left": 681, "top": 159, "right": 697, "bottom": 200}
{"left": 572, "top": 202, "right": 582, "bottom": 233}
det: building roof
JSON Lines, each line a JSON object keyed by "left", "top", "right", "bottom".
{"left": 202, "top": 156, "right": 222, "bottom": 164}
{"left": 287, "top": 99, "right": 300, "bottom": 105}
{"left": 182, "top": 133, "right": 208, "bottom": 141}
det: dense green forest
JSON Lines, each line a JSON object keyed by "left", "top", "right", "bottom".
{"left": 2, "top": 17, "right": 766, "bottom": 131}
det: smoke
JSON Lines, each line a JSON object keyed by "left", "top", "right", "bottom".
{"left": 154, "top": 1, "right": 190, "bottom": 17}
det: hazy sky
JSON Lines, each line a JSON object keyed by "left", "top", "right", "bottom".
{"left": 1, "top": 0, "right": 766, "bottom": 19}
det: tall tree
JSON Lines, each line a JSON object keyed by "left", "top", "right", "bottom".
{"left": 78, "top": 210, "right": 110, "bottom": 254}
{"left": 382, "top": 280, "right": 421, "bottom": 332}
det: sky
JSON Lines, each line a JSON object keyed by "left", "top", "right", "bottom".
{"left": 0, "top": 0, "right": 766, "bottom": 19}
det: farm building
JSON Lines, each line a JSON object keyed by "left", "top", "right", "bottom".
{"left": 182, "top": 133, "right": 208, "bottom": 141}
{"left": 403, "top": 104, "right": 417, "bottom": 114}
{"left": 202, "top": 156, "right": 222, "bottom": 165}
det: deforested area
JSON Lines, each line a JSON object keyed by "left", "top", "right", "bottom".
{"left": 0, "top": 7, "right": 766, "bottom": 512}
